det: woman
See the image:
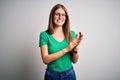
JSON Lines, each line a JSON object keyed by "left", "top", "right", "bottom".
{"left": 39, "top": 4, "right": 83, "bottom": 80}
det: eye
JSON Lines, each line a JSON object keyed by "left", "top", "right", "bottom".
{"left": 61, "top": 14, "right": 66, "bottom": 17}
{"left": 54, "top": 13, "right": 60, "bottom": 17}
{"left": 54, "top": 13, "right": 66, "bottom": 17}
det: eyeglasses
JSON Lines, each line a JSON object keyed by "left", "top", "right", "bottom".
{"left": 54, "top": 13, "right": 66, "bottom": 17}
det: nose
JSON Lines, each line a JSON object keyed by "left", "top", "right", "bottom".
{"left": 59, "top": 15, "right": 62, "bottom": 19}
{"left": 58, "top": 14, "right": 64, "bottom": 19}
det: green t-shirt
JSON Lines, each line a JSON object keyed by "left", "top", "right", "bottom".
{"left": 39, "top": 30, "right": 76, "bottom": 72}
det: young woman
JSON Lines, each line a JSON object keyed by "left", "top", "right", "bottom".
{"left": 39, "top": 4, "right": 83, "bottom": 80}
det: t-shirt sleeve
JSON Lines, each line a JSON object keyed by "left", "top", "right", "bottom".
{"left": 39, "top": 32, "right": 48, "bottom": 47}
{"left": 70, "top": 30, "right": 76, "bottom": 40}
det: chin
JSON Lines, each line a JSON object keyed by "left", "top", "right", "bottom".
{"left": 56, "top": 24, "right": 63, "bottom": 27}
{"left": 56, "top": 23, "right": 64, "bottom": 26}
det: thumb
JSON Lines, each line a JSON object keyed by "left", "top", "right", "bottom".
{"left": 76, "top": 33, "right": 79, "bottom": 38}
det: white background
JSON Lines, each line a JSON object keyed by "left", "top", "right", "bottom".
{"left": 0, "top": 0, "right": 120, "bottom": 80}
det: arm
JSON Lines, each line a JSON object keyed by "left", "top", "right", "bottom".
{"left": 71, "top": 32, "right": 83, "bottom": 63}
{"left": 71, "top": 47, "right": 79, "bottom": 63}
{"left": 40, "top": 32, "right": 83, "bottom": 64}
{"left": 40, "top": 39, "right": 79, "bottom": 64}
{"left": 40, "top": 45, "right": 68, "bottom": 64}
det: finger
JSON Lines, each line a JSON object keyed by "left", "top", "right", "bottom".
{"left": 79, "top": 32, "right": 81, "bottom": 38}
{"left": 76, "top": 33, "right": 79, "bottom": 38}
{"left": 76, "top": 32, "right": 80, "bottom": 39}
{"left": 79, "top": 32, "right": 83, "bottom": 39}
{"left": 72, "top": 41, "right": 77, "bottom": 47}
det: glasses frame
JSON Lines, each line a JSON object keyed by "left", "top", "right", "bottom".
{"left": 54, "top": 13, "right": 66, "bottom": 17}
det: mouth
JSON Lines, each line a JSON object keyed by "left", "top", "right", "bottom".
{"left": 57, "top": 19, "right": 64, "bottom": 23}
{"left": 57, "top": 20, "right": 62, "bottom": 23}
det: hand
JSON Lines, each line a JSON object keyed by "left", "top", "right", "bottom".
{"left": 66, "top": 32, "right": 83, "bottom": 52}
{"left": 72, "top": 32, "right": 83, "bottom": 53}
{"left": 74, "top": 32, "right": 83, "bottom": 47}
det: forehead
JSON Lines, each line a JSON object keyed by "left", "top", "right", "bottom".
{"left": 54, "top": 8, "right": 65, "bottom": 13}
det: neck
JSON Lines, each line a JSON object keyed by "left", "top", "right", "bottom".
{"left": 54, "top": 26, "right": 63, "bottom": 33}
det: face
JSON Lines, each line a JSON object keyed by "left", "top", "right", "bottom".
{"left": 53, "top": 8, "right": 66, "bottom": 27}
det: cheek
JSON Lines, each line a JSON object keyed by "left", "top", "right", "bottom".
{"left": 64, "top": 17, "right": 66, "bottom": 21}
{"left": 53, "top": 18, "right": 57, "bottom": 24}
{"left": 53, "top": 16, "right": 58, "bottom": 21}
{"left": 62, "top": 18, "right": 66, "bottom": 24}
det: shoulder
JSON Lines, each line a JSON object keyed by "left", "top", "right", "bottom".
{"left": 39, "top": 31, "right": 49, "bottom": 46}
{"left": 40, "top": 31, "right": 47, "bottom": 35}
{"left": 70, "top": 30, "right": 76, "bottom": 35}
{"left": 40, "top": 31, "right": 50, "bottom": 37}
{"left": 39, "top": 31, "right": 51, "bottom": 41}
{"left": 70, "top": 30, "right": 76, "bottom": 39}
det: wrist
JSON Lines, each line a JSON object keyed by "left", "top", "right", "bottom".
{"left": 72, "top": 47, "right": 78, "bottom": 53}
{"left": 62, "top": 48, "right": 68, "bottom": 55}
{"left": 72, "top": 50, "right": 78, "bottom": 53}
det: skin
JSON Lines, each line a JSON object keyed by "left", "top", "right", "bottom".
{"left": 40, "top": 8, "right": 83, "bottom": 64}
{"left": 53, "top": 8, "right": 66, "bottom": 27}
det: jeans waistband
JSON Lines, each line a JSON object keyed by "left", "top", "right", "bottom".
{"left": 46, "top": 67, "right": 73, "bottom": 76}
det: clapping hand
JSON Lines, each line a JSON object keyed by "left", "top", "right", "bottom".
{"left": 67, "top": 32, "right": 83, "bottom": 52}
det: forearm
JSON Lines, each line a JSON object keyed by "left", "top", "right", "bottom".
{"left": 71, "top": 47, "right": 79, "bottom": 63}
{"left": 72, "top": 52, "right": 79, "bottom": 63}
{"left": 42, "top": 48, "right": 68, "bottom": 64}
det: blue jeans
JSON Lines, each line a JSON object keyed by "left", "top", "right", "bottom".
{"left": 45, "top": 67, "right": 76, "bottom": 80}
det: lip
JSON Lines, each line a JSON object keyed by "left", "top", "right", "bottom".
{"left": 57, "top": 19, "right": 64, "bottom": 22}
{"left": 57, "top": 20, "right": 62, "bottom": 23}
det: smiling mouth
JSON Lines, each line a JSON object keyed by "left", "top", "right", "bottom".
{"left": 58, "top": 20, "right": 62, "bottom": 23}
{"left": 57, "top": 20, "right": 64, "bottom": 23}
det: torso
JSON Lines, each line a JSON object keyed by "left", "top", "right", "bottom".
{"left": 52, "top": 31, "right": 65, "bottom": 42}
{"left": 39, "top": 30, "right": 76, "bottom": 72}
